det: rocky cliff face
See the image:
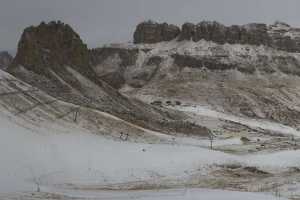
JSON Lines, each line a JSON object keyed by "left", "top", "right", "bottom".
{"left": 9, "top": 21, "right": 100, "bottom": 101}
{"left": 10, "top": 21, "right": 90, "bottom": 75}
{"left": 134, "top": 20, "right": 180, "bottom": 44}
{"left": 178, "top": 22, "right": 271, "bottom": 46}
{"left": 134, "top": 20, "right": 300, "bottom": 53}
{"left": 0, "top": 51, "right": 13, "bottom": 70}
{"left": 8, "top": 21, "right": 209, "bottom": 136}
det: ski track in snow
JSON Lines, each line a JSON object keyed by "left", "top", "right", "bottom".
{"left": 171, "top": 104, "right": 300, "bottom": 137}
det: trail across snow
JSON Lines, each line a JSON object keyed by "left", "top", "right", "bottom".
{"left": 172, "top": 105, "right": 300, "bottom": 137}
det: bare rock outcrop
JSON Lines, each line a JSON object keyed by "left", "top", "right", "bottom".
{"left": 268, "top": 21, "right": 300, "bottom": 52}
{"left": 0, "top": 51, "right": 13, "bottom": 70}
{"left": 133, "top": 20, "right": 180, "bottom": 44}
{"left": 178, "top": 21, "right": 271, "bottom": 45}
{"left": 10, "top": 21, "right": 90, "bottom": 75}
{"left": 178, "top": 23, "right": 196, "bottom": 41}
{"left": 194, "top": 21, "right": 227, "bottom": 44}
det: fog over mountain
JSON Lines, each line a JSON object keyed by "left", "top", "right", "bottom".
{"left": 1, "top": 0, "right": 300, "bottom": 51}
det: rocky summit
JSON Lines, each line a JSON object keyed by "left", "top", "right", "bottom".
{"left": 10, "top": 21, "right": 90, "bottom": 74}
{"left": 134, "top": 20, "right": 300, "bottom": 53}
{"left": 8, "top": 21, "right": 99, "bottom": 101}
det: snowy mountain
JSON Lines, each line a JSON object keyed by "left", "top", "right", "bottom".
{"left": 2, "top": 20, "right": 300, "bottom": 199}
{"left": 0, "top": 69, "right": 290, "bottom": 200}
{"left": 7, "top": 21, "right": 208, "bottom": 136}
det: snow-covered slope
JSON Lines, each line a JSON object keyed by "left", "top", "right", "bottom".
{"left": 91, "top": 40, "right": 300, "bottom": 129}
{"left": 0, "top": 69, "right": 299, "bottom": 198}
{"left": 171, "top": 104, "right": 300, "bottom": 137}
{"left": 0, "top": 83, "right": 296, "bottom": 199}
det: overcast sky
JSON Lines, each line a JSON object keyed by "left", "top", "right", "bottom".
{"left": 1, "top": 0, "right": 300, "bottom": 52}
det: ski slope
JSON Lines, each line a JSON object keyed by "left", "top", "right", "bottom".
{"left": 1, "top": 101, "right": 300, "bottom": 198}
{"left": 172, "top": 105, "right": 300, "bottom": 137}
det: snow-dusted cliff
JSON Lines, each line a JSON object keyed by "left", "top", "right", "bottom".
{"left": 90, "top": 38, "right": 300, "bottom": 128}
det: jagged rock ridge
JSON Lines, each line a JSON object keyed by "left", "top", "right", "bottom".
{"left": 133, "top": 20, "right": 300, "bottom": 53}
